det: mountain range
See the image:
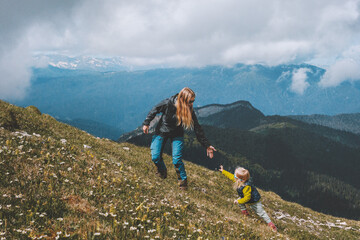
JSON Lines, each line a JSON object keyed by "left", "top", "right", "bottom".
{"left": 9, "top": 62, "right": 360, "bottom": 139}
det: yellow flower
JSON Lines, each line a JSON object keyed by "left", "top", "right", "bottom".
{"left": 136, "top": 202, "right": 144, "bottom": 211}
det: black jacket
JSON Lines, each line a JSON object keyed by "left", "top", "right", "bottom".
{"left": 143, "top": 94, "right": 211, "bottom": 148}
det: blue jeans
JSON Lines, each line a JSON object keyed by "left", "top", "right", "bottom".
{"left": 150, "top": 135, "right": 186, "bottom": 180}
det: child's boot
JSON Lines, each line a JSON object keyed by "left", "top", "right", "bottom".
{"left": 241, "top": 210, "right": 249, "bottom": 216}
{"left": 268, "top": 222, "right": 277, "bottom": 232}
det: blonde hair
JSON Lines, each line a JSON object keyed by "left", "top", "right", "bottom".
{"left": 175, "top": 87, "right": 195, "bottom": 130}
{"left": 233, "top": 167, "right": 250, "bottom": 189}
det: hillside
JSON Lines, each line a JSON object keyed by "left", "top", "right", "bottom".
{"left": 288, "top": 113, "right": 360, "bottom": 135}
{"left": 1, "top": 101, "right": 360, "bottom": 239}
{"left": 122, "top": 101, "right": 360, "bottom": 220}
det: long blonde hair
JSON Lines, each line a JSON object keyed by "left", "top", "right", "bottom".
{"left": 233, "top": 167, "right": 250, "bottom": 190}
{"left": 175, "top": 87, "right": 195, "bottom": 130}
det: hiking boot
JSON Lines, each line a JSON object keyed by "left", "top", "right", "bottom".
{"left": 178, "top": 179, "right": 188, "bottom": 190}
{"left": 241, "top": 210, "right": 249, "bottom": 216}
{"left": 156, "top": 169, "right": 167, "bottom": 179}
{"left": 175, "top": 166, "right": 182, "bottom": 181}
{"left": 268, "top": 222, "right": 277, "bottom": 232}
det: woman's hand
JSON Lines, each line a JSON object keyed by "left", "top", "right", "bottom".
{"left": 207, "top": 146, "right": 216, "bottom": 158}
{"left": 218, "top": 165, "right": 224, "bottom": 172}
{"left": 142, "top": 125, "right": 149, "bottom": 134}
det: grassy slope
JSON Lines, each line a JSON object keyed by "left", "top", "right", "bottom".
{"left": 0, "top": 100, "right": 360, "bottom": 239}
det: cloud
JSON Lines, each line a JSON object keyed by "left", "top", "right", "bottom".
{"left": 319, "top": 59, "right": 360, "bottom": 87}
{"left": 1, "top": 0, "right": 360, "bottom": 99}
{"left": 0, "top": 0, "right": 82, "bottom": 100}
{"left": 0, "top": 42, "right": 32, "bottom": 100}
{"left": 290, "top": 68, "right": 312, "bottom": 95}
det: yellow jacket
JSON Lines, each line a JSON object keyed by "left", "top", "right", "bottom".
{"left": 221, "top": 170, "right": 260, "bottom": 204}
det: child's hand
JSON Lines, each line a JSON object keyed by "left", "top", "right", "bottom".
{"left": 218, "top": 165, "right": 224, "bottom": 172}
{"left": 233, "top": 199, "right": 238, "bottom": 204}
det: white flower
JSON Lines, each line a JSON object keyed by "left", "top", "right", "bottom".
{"left": 83, "top": 145, "right": 92, "bottom": 149}
{"left": 60, "top": 139, "right": 67, "bottom": 144}
{"left": 15, "top": 194, "right": 23, "bottom": 199}
{"left": 130, "top": 227, "right": 137, "bottom": 231}
{"left": 94, "top": 232, "right": 100, "bottom": 236}
{"left": 67, "top": 167, "right": 72, "bottom": 171}
{"left": 57, "top": 218, "right": 63, "bottom": 221}
{"left": 123, "top": 147, "right": 130, "bottom": 151}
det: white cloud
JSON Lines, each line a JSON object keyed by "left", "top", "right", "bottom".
{"left": 1, "top": 0, "right": 360, "bottom": 99}
{"left": 0, "top": 42, "right": 32, "bottom": 100}
{"left": 290, "top": 68, "right": 312, "bottom": 95}
{"left": 319, "top": 59, "right": 360, "bottom": 87}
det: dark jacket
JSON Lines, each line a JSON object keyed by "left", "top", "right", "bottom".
{"left": 237, "top": 180, "right": 261, "bottom": 204}
{"left": 143, "top": 94, "right": 210, "bottom": 148}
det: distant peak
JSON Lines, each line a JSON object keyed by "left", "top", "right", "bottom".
{"left": 195, "top": 100, "right": 259, "bottom": 118}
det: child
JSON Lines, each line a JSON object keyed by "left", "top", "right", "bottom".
{"left": 218, "top": 165, "right": 277, "bottom": 231}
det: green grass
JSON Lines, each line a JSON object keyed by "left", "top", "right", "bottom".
{"left": 1, "top": 100, "right": 360, "bottom": 239}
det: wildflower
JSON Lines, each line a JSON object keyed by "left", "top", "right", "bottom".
{"left": 130, "top": 227, "right": 137, "bottom": 231}
{"left": 60, "top": 139, "right": 67, "bottom": 144}
{"left": 94, "top": 232, "right": 100, "bottom": 236}
{"left": 124, "top": 222, "right": 129, "bottom": 225}
{"left": 84, "top": 145, "right": 91, "bottom": 149}
{"left": 67, "top": 167, "right": 72, "bottom": 171}
{"left": 57, "top": 218, "right": 63, "bottom": 221}
{"left": 123, "top": 147, "right": 130, "bottom": 151}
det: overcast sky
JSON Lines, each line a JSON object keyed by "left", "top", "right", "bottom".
{"left": 1, "top": 0, "right": 360, "bottom": 99}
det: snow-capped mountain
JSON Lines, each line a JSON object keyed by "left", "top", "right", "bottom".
{"left": 33, "top": 54, "right": 128, "bottom": 71}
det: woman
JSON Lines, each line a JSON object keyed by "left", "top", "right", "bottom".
{"left": 142, "top": 87, "right": 216, "bottom": 189}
